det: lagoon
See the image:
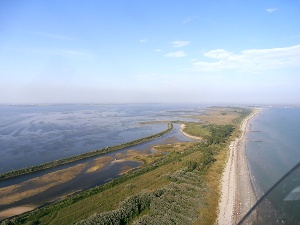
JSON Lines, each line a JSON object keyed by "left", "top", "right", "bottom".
{"left": 0, "top": 104, "right": 202, "bottom": 219}
{"left": 0, "top": 104, "right": 204, "bottom": 173}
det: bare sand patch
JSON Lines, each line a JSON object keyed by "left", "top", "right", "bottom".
{"left": 85, "top": 152, "right": 145, "bottom": 174}
{"left": 110, "top": 159, "right": 127, "bottom": 165}
{"left": 86, "top": 156, "right": 114, "bottom": 173}
{"left": 116, "top": 149, "right": 146, "bottom": 158}
{"left": 0, "top": 206, "right": 36, "bottom": 220}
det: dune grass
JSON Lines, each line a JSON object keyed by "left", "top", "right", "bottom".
{"left": 1, "top": 107, "right": 251, "bottom": 225}
{"left": 181, "top": 122, "right": 210, "bottom": 138}
{"left": 189, "top": 106, "right": 249, "bottom": 125}
{"left": 34, "top": 144, "right": 200, "bottom": 225}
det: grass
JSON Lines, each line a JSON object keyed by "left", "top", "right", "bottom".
{"left": 38, "top": 141, "right": 232, "bottom": 225}
{"left": 1, "top": 107, "right": 252, "bottom": 225}
{"left": 195, "top": 144, "right": 229, "bottom": 224}
{"left": 189, "top": 106, "right": 246, "bottom": 125}
{"left": 38, "top": 143, "right": 199, "bottom": 225}
{"left": 181, "top": 122, "right": 210, "bottom": 138}
{"left": 193, "top": 116, "right": 246, "bottom": 225}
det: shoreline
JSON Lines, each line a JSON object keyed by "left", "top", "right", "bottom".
{"left": 0, "top": 123, "right": 173, "bottom": 181}
{"left": 180, "top": 124, "right": 203, "bottom": 141}
{"left": 0, "top": 123, "right": 180, "bottom": 221}
{"left": 0, "top": 206, "right": 36, "bottom": 221}
{"left": 217, "top": 108, "right": 260, "bottom": 225}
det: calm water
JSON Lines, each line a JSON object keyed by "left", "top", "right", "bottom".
{"left": 246, "top": 107, "right": 300, "bottom": 198}
{"left": 0, "top": 105, "right": 200, "bottom": 213}
{"left": 0, "top": 104, "right": 204, "bottom": 173}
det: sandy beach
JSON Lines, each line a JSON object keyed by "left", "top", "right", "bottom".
{"left": 218, "top": 109, "right": 260, "bottom": 225}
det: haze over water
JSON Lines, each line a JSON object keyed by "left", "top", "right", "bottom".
{"left": 246, "top": 107, "right": 300, "bottom": 198}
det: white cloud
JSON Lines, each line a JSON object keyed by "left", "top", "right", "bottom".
{"left": 170, "top": 41, "right": 190, "bottom": 48}
{"left": 204, "top": 49, "right": 234, "bottom": 59}
{"left": 139, "top": 39, "right": 147, "bottom": 43}
{"left": 266, "top": 8, "right": 278, "bottom": 13}
{"left": 165, "top": 51, "right": 186, "bottom": 57}
{"left": 190, "top": 45, "right": 300, "bottom": 72}
{"left": 154, "top": 49, "right": 162, "bottom": 52}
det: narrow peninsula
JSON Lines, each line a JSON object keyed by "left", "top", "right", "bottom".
{"left": 0, "top": 107, "right": 253, "bottom": 225}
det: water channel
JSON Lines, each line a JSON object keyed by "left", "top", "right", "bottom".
{"left": 0, "top": 123, "right": 197, "bottom": 220}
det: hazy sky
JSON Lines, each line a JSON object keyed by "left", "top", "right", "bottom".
{"left": 1, "top": 0, "right": 300, "bottom": 104}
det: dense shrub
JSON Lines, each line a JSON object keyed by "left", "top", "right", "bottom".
{"left": 1, "top": 122, "right": 240, "bottom": 225}
{"left": 204, "top": 124, "right": 234, "bottom": 145}
{"left": 76, "top": 193, "right": 152, "bottom": 225}
{"left": 186, "top": 160, "right": 198, "bottom": 171}
{"left": 76, "top": 168, "right": 205, "bottom": 225}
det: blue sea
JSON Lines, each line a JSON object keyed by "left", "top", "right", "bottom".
{"left": 246, "top": 107, "right": 300, "bottom": 198}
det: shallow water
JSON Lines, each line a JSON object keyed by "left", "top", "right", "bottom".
{"left": 0, "top": 104, "right": 204, "bottom": 173}
{"left": 0, "top": 107, "right": 199, "bottom": 215}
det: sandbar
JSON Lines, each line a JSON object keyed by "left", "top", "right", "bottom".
{"left": 0, "top": 206, "right": 36, "bottom": 220}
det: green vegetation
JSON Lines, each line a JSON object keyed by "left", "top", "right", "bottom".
{"left": 0, "top": 123, "right": 173, "bottom": 181}
{"left": 204, "top": 124, "right": 235, "bottom": 144}
{"left": 1, "top": 107, "right": 252, "bottom": 225}
{"left": 233, "top": 108, "right": 252, "bottom": 125}
{"left": 0, "top": 143, "right": 198, "bottom": 225}
{"left": 181, "top": 122, "right": 235, "bottom": 145}
{"left": 190, "top": 106, "right": 250, "bottom": 125}
{"left": 76, "top": 168, "right": 205, "bottom": 225}
{"left": 181, "top": 122, "right": 210, "bottom": 137}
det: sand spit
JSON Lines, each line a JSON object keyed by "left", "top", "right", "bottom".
{"left": 218, "top": 109, "right": 260, "bottom": 225}
{"left": 180, "top": 124, "right": 203, "bottom": 141}
{"left": 0, "top": 206, "right": 36, "bottom": 221}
